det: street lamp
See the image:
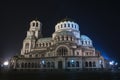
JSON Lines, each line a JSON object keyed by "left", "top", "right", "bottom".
{"left": 109, "top": 61, "right": 114, "bottom": 66}
{"left": 115, "top": 62, "right": 118, "bottom": 66}
{"left": 3, "top": 61, "right": 9, "bottom": 66}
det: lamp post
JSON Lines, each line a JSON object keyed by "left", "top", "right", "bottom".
{"left": 3, "top": 60, "right": 9, "bottom": 71}
{"left": 109, "top": 61, "right": 115, "bottom": 71}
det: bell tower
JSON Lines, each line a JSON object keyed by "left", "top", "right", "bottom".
{"left": 21, "top": 20, "right": 42, "bottom": 55}
{"left": 29, "top": 20, "right": 42, "bottom": 38}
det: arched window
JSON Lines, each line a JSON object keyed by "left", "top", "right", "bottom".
{"left": 43, "top": 63, "right": 46, "bottom": 68}
{"left": 66, "top": 36, "right": 68, "bottom": 40}
{"left": 85, "top": 62, "right": 88, "bottom": 67}
{"left": 35, "top": 54, "right": 38, "bottom": 58}
{"left": 64, "top": 24, "right": 66, "bottom": 27}
{"left": 35, "top": 63, "right": 37, "bottom": 68}
{"left": 36, "top": 22, "right": 38, "bottom": 27}
{"left": 89, "top": 62, "right": 92, "bottom": 67}
{"left": 36, "top": 44, "right": 39, "bottom": 47}
{"left": 67, "top": 61, "right": 70, "bottom": 67}
{"left": 41, "top": 54, "right": 45, "bottom": 57}
{"left": 28, "top": 63, "right": 31, "bottom": 68}
{"left": 75, "top": 25, "right": 76, "bottom": 28}
{"left": 57, "top": 47, "right": 68, "bottom": 56}
{"left": 71, "top": 24, "right": 73, "bottom": 28}
{"left": 58, "top": 26, "right": 59, "bottom": 29}
{"left": 68, "top": 23, "right": 70, "bottom": 27}
{"left": 70, "top": 37, "right": 72, "bottom": 41}
{"left": 25, "top": 43, "right": 29, "bottom": 49}
{"left": 32, "top": 63, "right": 34, "bottom": 68}
{"left": 76, "top": 61, "right": 79, "bottom": 67}
{"left": 93, "top": 61, "right": 96, "bottom": 67}
{"left": 21, "top": 63, "right": 24, "bottom": 68}
{"left": 33, "top": 23, "right": 35, "bottom": 26}
{"left": 38, "top": 63, "right": 41, "bottom": 68}
{"left": 81, "top": 41, "right": 83, "bottom": 44}
{"left": 43, "top": 43, "right": 44, "bottom": 47}
{"left": 39, "top": 43, "right": 41, "bottom": 47}
{"left": 29, "top": 55, "right": 32, "bottom": 58}
{"left": 88, "top": 41, "right": 90, "bottom": 45}
{"left": 71, "top": 62, "right": 75, "bottom": 67}
{"left": 86, "top": 52, "right": 88, "bottom": 56}
{"left": 47, "top": 62, "right": 50, "bottom": 68}
{"left": 25, "top": 63, "right": 27, "bottom": 68}
{"left": 16, "top": 63, "right": 19, "bottom": 68}
{"left": 51, "top": 62, "right": 55, "bottom": 68}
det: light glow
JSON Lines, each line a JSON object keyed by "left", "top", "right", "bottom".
{"left": 42, "top": 60, "right": 45, "bottom": 64}
{"left": 109, "top": 61, "right": 114, "bottom": 65}
{"left": 115, "top": 62, "right": 118, "bottom": 65}
{"left": 71, "top": 60, "right": 74, "bottom": 63}
{"left": 3, "top": 61, "right": 9, "bottom": 66}
{"left": 99, "top": 60, "right": 102, "bottom": 64}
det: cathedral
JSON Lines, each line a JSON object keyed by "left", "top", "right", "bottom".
{"left": 10, "top": 18, "right": 107, "bottom": 70}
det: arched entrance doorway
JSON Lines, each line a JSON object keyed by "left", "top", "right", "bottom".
{"left": 58, "top": 61, "right": 63, "bottom": 69}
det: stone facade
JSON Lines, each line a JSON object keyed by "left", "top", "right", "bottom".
{"left": 10, "top": 18, "right": 106, "bottom": 70}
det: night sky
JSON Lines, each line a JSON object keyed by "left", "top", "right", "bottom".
{"left": 0, "top": 0, "right": 120, "bottom": 62}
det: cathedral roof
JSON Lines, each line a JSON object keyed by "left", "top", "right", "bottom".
{"left": 54, "top": 30, "right": 75, "bottom": 37}
{"left": 37, "top": 37, "right": 52, "bottom": 43}
{"left": 81, "top": 35, "right": 92, "bottom": 41}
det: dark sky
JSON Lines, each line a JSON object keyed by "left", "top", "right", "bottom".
{"left": 0, "top": 0, "right": 120, "bottom": 62}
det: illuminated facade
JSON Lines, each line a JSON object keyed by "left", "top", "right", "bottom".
{"left": 10, "top": 18, "right": 107, "bottom": 70}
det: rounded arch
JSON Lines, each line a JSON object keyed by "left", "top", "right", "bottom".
{"left": 85, "top": 62, "right": 88, "bottom": 67}
{"left": 93, "top": 61, "right": 96, "bottom": 67}
{"left": 21, "top": 62, "right": 24, "bottom": 68}
{"left": 25, "top": 63, "right": 27, "bottom": 68}
{"left": 47, "top": 62, "right": 50, "bottom": 68}
{"left": 28, "top": 63, "right": 31, "bottom": 68}
{"left": 89, "top": 61, "right": 92, "bottom": 67}
{"left": 51, "top": 62, "right": 55, "bottom": 68}
{"left": 31, "top": 63, "right": 34, "bottom": 68}
{"left": 25, "top": 43, "right": 29, "bottom": 49}
{"left": 35, "top": 63, "right": 37, "bottom": 68}
{"left": 55, "top": 45, "right": 69, "bottom": 56}
{"left": 76, "top": 61, "right": 79, "bottom": 67}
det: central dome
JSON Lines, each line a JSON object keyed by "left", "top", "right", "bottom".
{"left": 58, "top": 18, "right": 75, "bottom": 23}
{"left": 55, "top": 18, "right": 79, "bottom": 32}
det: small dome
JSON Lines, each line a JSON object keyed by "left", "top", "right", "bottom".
{"left": 81, "top": 35, "right": 93, "bottom": 46}
{"left": 81, "top": 35, "right": 91, "bottom": 41}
